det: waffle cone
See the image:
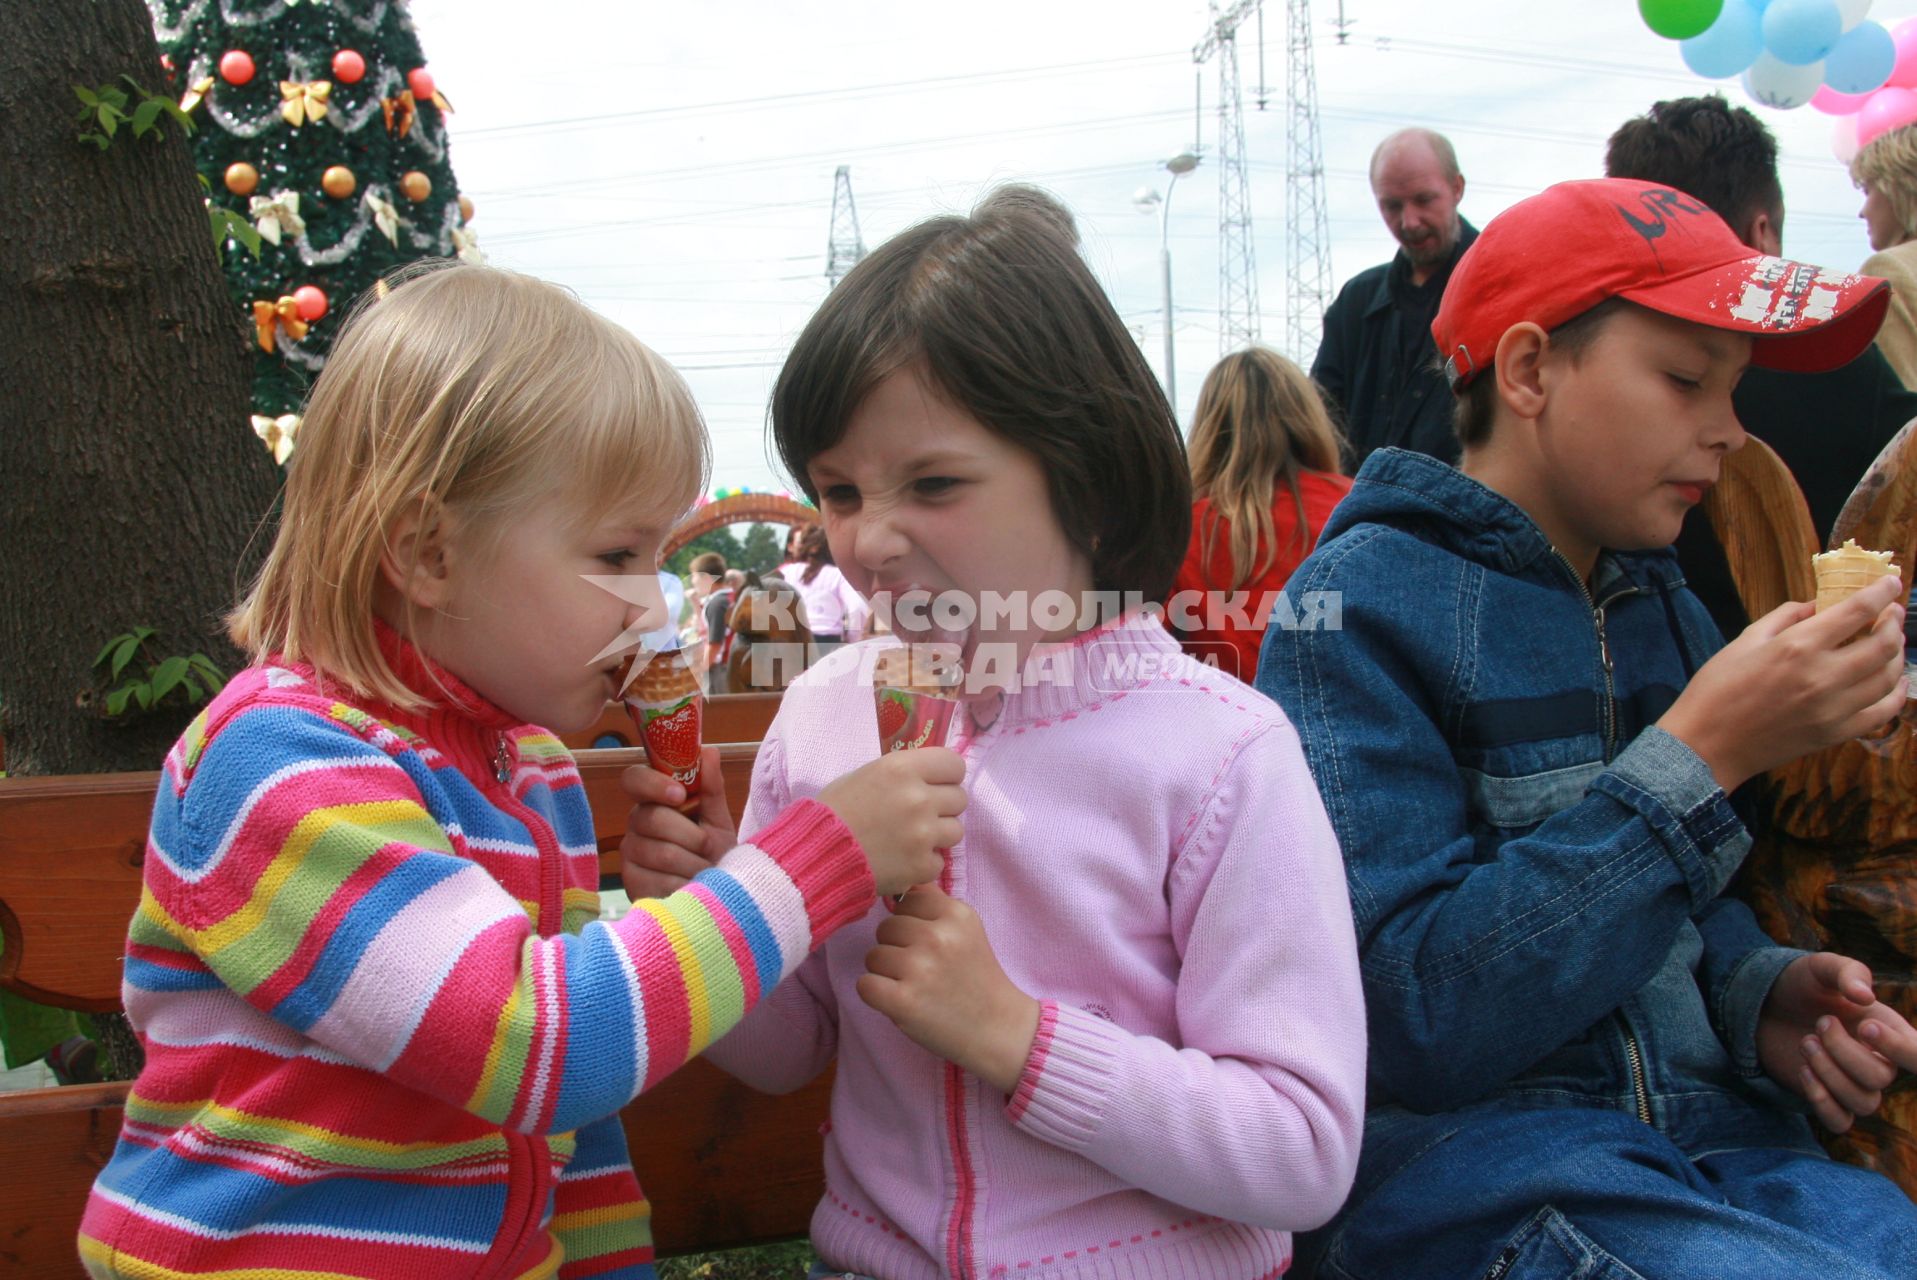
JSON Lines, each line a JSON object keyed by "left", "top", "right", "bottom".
{"left": 1812, "top": 540, "right": 1900, "bottom": 615}
{"left": 621, "top": 648, "right": 700, "bottom": 706}
{"left": 871, "top": 643, "right": 961, "bottom": 697}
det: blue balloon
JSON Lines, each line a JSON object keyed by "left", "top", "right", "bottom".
{"left": 1684, "top": 0, "right": 1765, "bottom": 77}
{"left": 1762, "top": 0, "right": 1842, "bottom": 65}
{"left": 1825, "top": 20, "right": 1895, "bottom": 93}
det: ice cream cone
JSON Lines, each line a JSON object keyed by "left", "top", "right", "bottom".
{"left": 1812, "top": 539, "right": 1900, "bottom": 615}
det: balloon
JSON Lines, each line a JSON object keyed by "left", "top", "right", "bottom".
{"left": 1762, "top": 0, "right": 1842, "bottom": 65}
{"left": 1825, "top": 20, "right": 1895, "bottom": 92}
{"left": 1837, "top": 0, "right": 1873, "bottom": 30}
{"left": 1743, "top": 50, "right": 1826, "bottom": 104}
{"left": 1833, "top": 111, "right": 1864, "bottom": 162}
{"left": 1684, "top": 0, "right": 1765, "bottom": 77}
{"left": 1889, "top": 17, "right": 1917, "bottom": 88}
{"left": 1641, "top": 0, "right": 1726, "bottom": 40}
{"left": 1857, "top": 84, "right": 1917, "bottom": 144}
{"left": 1812, "top": 83, "right": 1871, "bottom": 112}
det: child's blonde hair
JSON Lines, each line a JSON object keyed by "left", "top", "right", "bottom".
{"left": 1187, "top": 346, "right": 1344, "bottom": 593}
{"left": 230, "top": 262, "right": 709, "bottom": 709}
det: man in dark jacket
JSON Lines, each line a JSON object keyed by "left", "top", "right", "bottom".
{"left": 1606, "top": 94, "right": 1917, "bottom": 638}
{"left": 1313, "top": 128, "right": 1477, "bottom": 467}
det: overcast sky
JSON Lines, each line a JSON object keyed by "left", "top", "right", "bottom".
{"left": 404, "top": 0, "right": 1913, "bottom": 495}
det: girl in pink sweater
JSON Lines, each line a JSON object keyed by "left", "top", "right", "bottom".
{"left": 622, "top": 188, "right": 1366, "bottom": 1280}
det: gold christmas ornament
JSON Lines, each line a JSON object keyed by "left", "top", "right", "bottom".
{"left": 279, "top": 80, "right": 332, "bottom": 129}
{"left": 321, "top": 165, "right": 357, "bottom": 199}
{"left": 458, "top": 194, "right": 474, "bottom": 223}
{"left": 252, "top": 297, "right": 309, "bottom": 353}
{"left": 399, "top": 171, "right": 432, "bottom": 203}
{"left": 224, "top": 162, "right": 260, "bottom": 197}
{"left": 251, "top": 413, "right": 301, "bottom": 465}
{"left": 179, "top": 75, "right": 215, "bottom": 114}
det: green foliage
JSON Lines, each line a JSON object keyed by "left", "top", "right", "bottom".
{"left": 73, "top": 76, "right": 195, "bottom": 150}
{"left": 657, "top": 1241, "right": 812, "bottom": 1280}
{"left": 0, "top": 934, "right": 86, "bottom": 1072}
{"left": 736, "top": 523, "right": 787, "bottom": 577}
{"left": 202, "top": 175, "right": 263, "bottom": 262}
{"left": 665, "top": 527, "right": 748, "bottom": 580}
{"left": 92, "top": 627, "right": 226, "bottom": 720}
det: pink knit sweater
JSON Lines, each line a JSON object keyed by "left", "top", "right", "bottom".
{"left": 705, "top": 612, "right": 1366, "bottom": 1280}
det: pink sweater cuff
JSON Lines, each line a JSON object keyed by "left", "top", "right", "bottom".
{"left": 1003, "top": 1000, "right": 1124, "bottom": 1149}
{"left": 743, "top": 798, "right": 873, "bottom": 946}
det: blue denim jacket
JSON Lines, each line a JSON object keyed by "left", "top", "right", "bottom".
{"left": 1257, "top": 450, "right": 1817, "bottom": 1187}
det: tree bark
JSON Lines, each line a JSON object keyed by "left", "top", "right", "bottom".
{"left": 0, "top": 0, "right": 278, "bottom": 775}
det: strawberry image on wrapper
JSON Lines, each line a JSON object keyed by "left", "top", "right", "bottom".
{"left": 619, "top": 648, "right": 704, "bottom": 816}
{"left": 873, "top": 645, "right": 962, "bottom": 903}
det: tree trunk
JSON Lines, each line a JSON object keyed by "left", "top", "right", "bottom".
{"left": 0, "top": 0, "right": 278, "bottom": 776}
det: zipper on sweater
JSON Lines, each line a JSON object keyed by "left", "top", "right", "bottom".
{"left": 1548, "top": 553, "right": 1641, "bottom": 762}
{"left": 483, "top": 731, "right": 566, "bottom": 1271}
{"left": 1621, "top": 1021, "right": 1652, "bottom": 1124}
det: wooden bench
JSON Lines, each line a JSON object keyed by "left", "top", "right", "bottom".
{"left": 0, "top": 738, "right": 831, "bottom": 1277}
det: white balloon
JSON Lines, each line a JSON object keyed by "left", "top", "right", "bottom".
{"left": 1833, "top": 111, "right": 1863, "bottom": 162}
{"left": 1743, "top": 51, "right": 1826, "bottom": 107}
{"left": 1838, "top": 0, "right": 1873, "bottom": 32}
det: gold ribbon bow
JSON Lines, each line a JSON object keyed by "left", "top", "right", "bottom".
{"left": 179, "top": 75, "right": 215, "bottom": 114}
{"left": 382, "top": 89, "right": 416, "bottom": 139}
{"left": 249, "top": 191, "right": 305, "bottom": 246}
{"left": 252, "top": 298, "right": 308, "bottom": 353}
{"left": 279, "top": 79, "right": 331, "bottom": 128}
{"left": 363, "top": 190, "right": 400, "bottom": 246}
{"left": 451, "top": 226, "right": 486, "bottom": 264}
{"left": 251, "top": 413, "right": 301, "bottom": 465}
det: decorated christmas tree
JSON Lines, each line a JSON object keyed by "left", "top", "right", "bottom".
{"left": 149, "top": 0, "right": 481, "bottom": 452}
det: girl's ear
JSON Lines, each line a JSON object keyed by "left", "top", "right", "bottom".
{"left": 1492, "top": 322, "right": 1550, "bottom": 423}
{"left": 379, "top": 498, "right": 457, "bottom": 609}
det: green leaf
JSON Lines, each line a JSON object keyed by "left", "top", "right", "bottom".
{"left": 98, "top": 86, "right": 128, "bottom": 111}
{"left": 159, "top": 98, "right": 195, "bottom": 135}
{"left": 130, "top": 98, "right": 162, "bottom": 139}
{"left": 187, "top": 654, "right": 226, "bottom": 693}
{"left": 180, "top": 676, "right": 203, "bottom": 703}
{"left": 132, "top": 683, "right": 152, "bottom": 711}
{"left": 0, "top": 984, "right": 81, "bottom": 1071}
{"left": 93, "top": 634, "right": 122, "bottom": 667}
{"left": 150, "top": 656, "right": 189, "bottom": 703}
{"left": 108, "top": 634, "right": 140, "bottom": 680}
{"left": 73, "top": 85, "right": 99, "bottom": 108}
{"left": 95, "top": 108, "right": 118, "bottom": 139}
{"left": 105, "top": 686, "right": 131, "bottom": 717}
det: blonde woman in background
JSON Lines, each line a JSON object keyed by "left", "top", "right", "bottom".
{"left": 1855, "top": 124, "right": 1917, "bottom": 389}
{"left": 1171, "top": 346, "right": 1351, "bottom": 682}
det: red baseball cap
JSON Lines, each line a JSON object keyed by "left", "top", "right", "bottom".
{"left": 1432, "top": 178, "right": 1888, "bottom": 390}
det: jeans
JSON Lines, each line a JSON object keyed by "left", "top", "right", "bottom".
{"left": 1304, "top": 1107, "right": 1917, "bottom": 1279}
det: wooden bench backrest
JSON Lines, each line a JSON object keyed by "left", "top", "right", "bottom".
{"left": 0, "top": 741, "right": 831, "bottom": 1273}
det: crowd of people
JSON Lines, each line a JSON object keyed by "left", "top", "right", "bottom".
{"left": 72, "top": 92, "right": 1917, "bottom": 1280}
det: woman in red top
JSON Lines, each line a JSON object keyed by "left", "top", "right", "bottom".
{"left": 1172, "top": 346, "right": 1351, "bottom": 681}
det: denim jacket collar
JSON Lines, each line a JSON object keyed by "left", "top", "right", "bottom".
{"left": 1325, "top": 447, "right": 1691, "bottom": 599}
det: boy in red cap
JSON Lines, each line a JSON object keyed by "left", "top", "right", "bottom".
{"left": 1258, "top": 179, "right": 1917, "bottom": 1276}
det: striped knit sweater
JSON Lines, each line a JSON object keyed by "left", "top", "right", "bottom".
{"left": 78, "top": 634, "right": 874, "bottom": 1279}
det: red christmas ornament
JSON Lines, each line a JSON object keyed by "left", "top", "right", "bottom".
{"left": 293, "top": 286, "right": 329, "bottom": 322}
{"left": 219, "top": 50, "right": 255, "bottom": 85}
{"left": 332, "top": 50, "right": 366, "bottom": 84}
{"left": 407, "top": 67, "right": 436, "bottom": 101}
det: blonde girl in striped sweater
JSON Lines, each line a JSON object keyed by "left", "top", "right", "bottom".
{"left": 78, "top": 263, "right": 964, "bottom": 1280}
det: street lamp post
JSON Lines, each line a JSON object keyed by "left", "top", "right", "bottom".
{"left": 1135, "top": 151, "right": 1200, "bottom": 419}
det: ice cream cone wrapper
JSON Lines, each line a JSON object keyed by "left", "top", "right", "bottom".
{"left": 1812, "top": 540, "right": 1901, "bottom": 641}
{"left": 872, "top": 645, "right": 961, "bottom": 753}
{"left": 873, "top": 646, "right": 961, "bottom": 906}
{"left": 620, "top": 649, "right": 703, "bottom": 815}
